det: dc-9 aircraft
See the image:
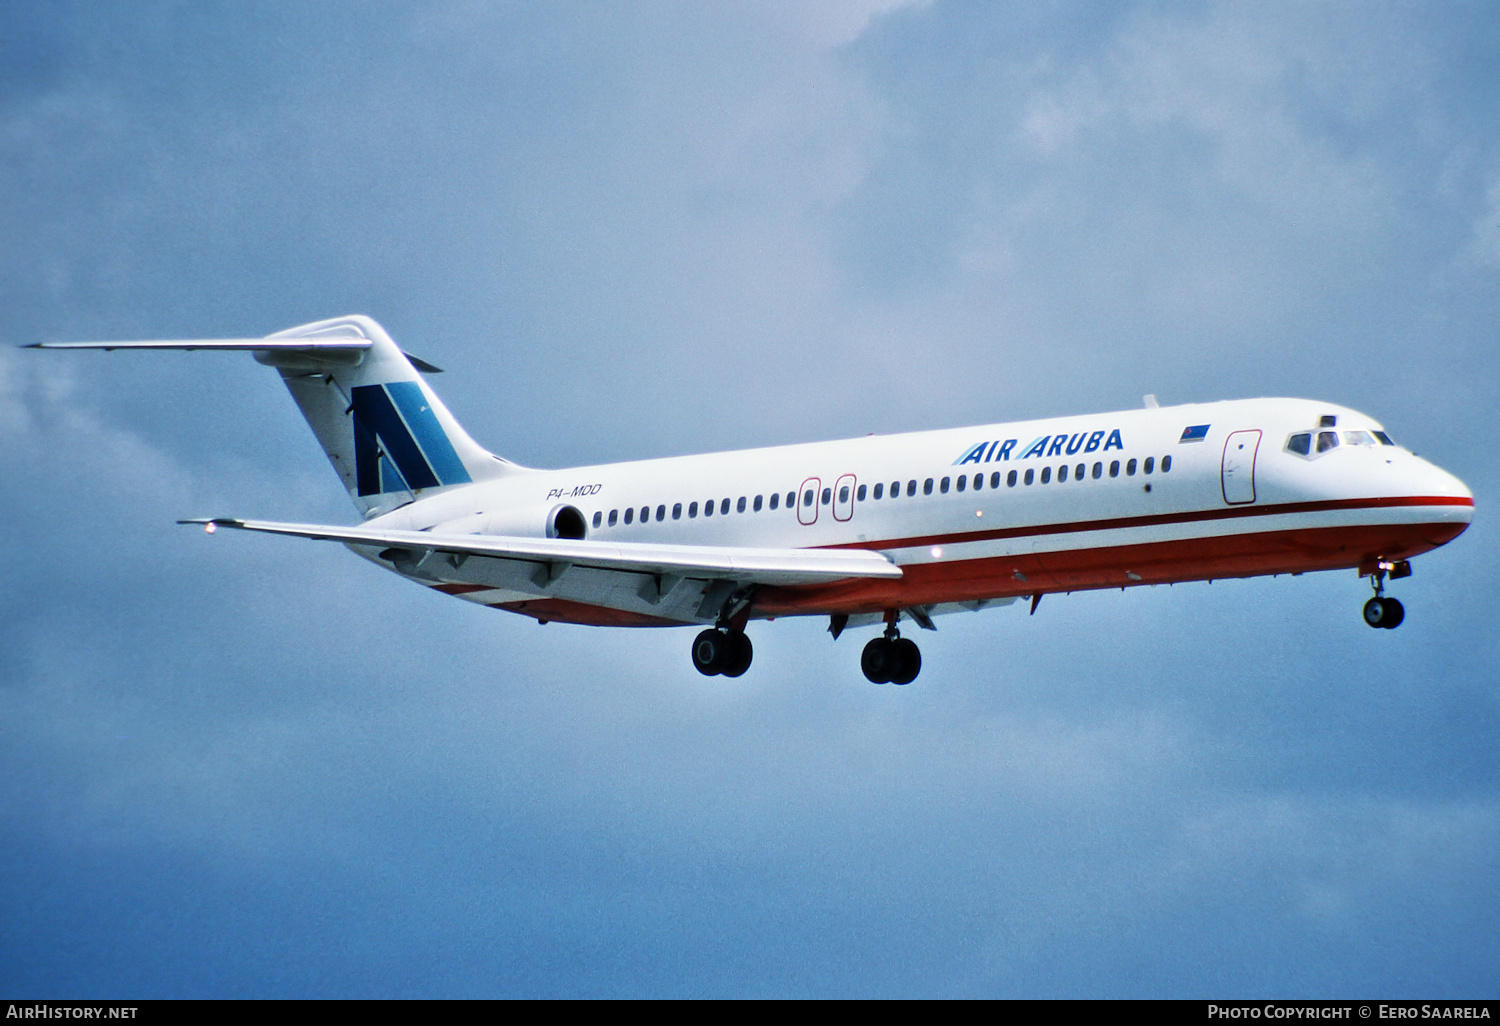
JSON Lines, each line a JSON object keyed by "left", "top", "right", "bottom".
{"left": 33, "top": 315, "right": 1473, "bottom": 684}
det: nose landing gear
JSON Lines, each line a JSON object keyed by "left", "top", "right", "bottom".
{"left": 1363, "top": 560, "right": 1409, "bottom": 629}
{"left": 861, "top": 621, "right": 921, "bottom": 685}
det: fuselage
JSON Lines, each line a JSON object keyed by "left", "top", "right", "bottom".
{"left": 368, "top": 397, "right": 1473, "bottom": 628}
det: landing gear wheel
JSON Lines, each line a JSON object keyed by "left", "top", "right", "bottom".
{"left": 1363, "top": 596, "right": 1405, "bottom": 629}
{"left": 721, "top": 631, "right": 754, "bottom": 678}
{"left": 692, "top": 628, "right": 732, "bottom": 675}
{"left": 861, "top": 638, "right": 896, "bottom": 684}
{"left": 889, "top": 638, "right": 921, "bottom": 685}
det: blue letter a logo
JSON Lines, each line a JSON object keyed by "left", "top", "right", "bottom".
{"left": 351, "top": 382, "right": 473, "bottom": 496}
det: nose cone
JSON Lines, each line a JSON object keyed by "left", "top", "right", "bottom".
{"left": 1407, "top": 455, "right": 1473, "bottom": 548}
{"left": 1419, "top": 456, "right": 1473, "bottom": 509}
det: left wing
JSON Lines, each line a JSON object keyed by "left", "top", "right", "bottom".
{"left": 183, "top": 517, "right": 902, "bottom": 623}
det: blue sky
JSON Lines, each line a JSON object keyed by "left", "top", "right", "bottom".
{"left": 2, "top": 1, "right": 1497, "bottom": 997}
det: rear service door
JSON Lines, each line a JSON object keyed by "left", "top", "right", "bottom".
{"left": 1221, "top": 430, "right": 1261, "bottom": 505}
{"left": 798, "top": 477, "right": 821, "bottom": 525}
{"left": 833, "top": 474, "right": 856, "bottom": 522}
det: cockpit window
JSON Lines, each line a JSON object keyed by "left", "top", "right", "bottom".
{"left": 1373, "top": 431, "right": 1395, "bottom": 446}
{"left": 1316, "top": 431, "right": 1339, "bottom": 453}
{"left": 1343, "top": 430, "right": 1376, "bottom": 446}
{"left": 1286, "top": 433, "right": 1312, "bottom": 456}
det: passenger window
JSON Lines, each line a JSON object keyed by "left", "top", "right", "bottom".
{"left": 754, "top": 495, "right": 763, "bottom": 512}
{"left": 736, "top": 496, "right": 746, "bottom": 513}
{"left": 819, "top": 489, "right": 830, "bottom": 506}
{"left": 1040, "top": 467, "right": 1051, "bottom": 484}
{"left": 1316, "top": 431, "right": 1339, "bottom": 453}
{"left": 940, "top": 477, "right": 950, "bottom": 493}
{"left": 1092, "top": 462, "right": 1102, "bottom": 479}
{"left": 624, "top": 507, "right": 634, "bottom": 525}
{"left": 769, "top": 492, "right": 779, "bottom": 510}
{"left": 1286, "top": 433, "right": 1312, "bottom": 456}
{"left": 891, "top": 481, "right": 901, "bottom": 497}
{"left": 1058, "top": 465, "right": 1068, "bottom": 482}
{"left": 608, "top": 509, "right": 618, "bottom": 526}
{"left": 923, "top": 478, "right": 934, "bottom": 495}
{"left": 705, "top": 498, "right": 714, "bottom": 517}
{"left": 1343, "top": 431, "right": 1375, "bottom": 446}
{"left": 787, "top": 491, "right": 796, "bottom": 508}
{"left": 592, "top": 511, "right": 602, "bottom": 528}
{"left": 907, "top": 480, "right": 917, "bottom": 497}
{"left": 952, "top": 476, "right": 962, "bottom": 493}
{"left": 839, "top": 485, "right": 850, "bottom": 503}
{"left": 1373, "top": 431, "right": 1395, "bottom": 446}
{"left": 1126, "top": 459, "right": 1137, "bottom": 476}
{"left": 672, "top": 502, "right": 682, "bottom": 520}
{"left": 856, "top": 484, "right": 866, "bottom": 501}
{"left": 1109, "top": 461, "right": 1120, "bottom": 477}
{"left": 1008, "top": 470, "right": 1017, "bottom": 487}
{"left": 1161, "top": 455, "right": 1172, "bottom": 472}
{"left": 719, "top": 498, "right": 729, "bottom": 515}
{"left": 1075, "top": 463, "right": 1085, "bottom": 480}
{"left": 655, "top": 505, "right": 665, "bottom": 522}
{"left": 1024, "top": 469, "right": 1034, "bottom": 485}
{"left": 803, "top": 489, "right": 815, "bottom": 507}
{"left": 1144, "top": 457, "right": 1154, "bottom": 474}
{"left": 991, "top": 472, "right": 1001, "bottom": 489}
{"left": 689, "top": 501, "right": 698, "bottom": 518}
{"left": 873, "top": 482, "right": 884, "bottom": 499}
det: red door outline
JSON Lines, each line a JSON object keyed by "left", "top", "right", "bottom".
{"left": 833, "top": 474, "right": 856, "bottom": 521}
{"left": 797, "top": 477, "right": 820, "bottom": 525}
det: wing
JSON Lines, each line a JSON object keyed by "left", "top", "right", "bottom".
{"left": 183, "top": 517, "right": 902, "bottom": 624}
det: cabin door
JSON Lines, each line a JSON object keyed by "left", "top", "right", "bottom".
{"left": 1221, "top": 430, "right": 1261, "bottom": 505}
{"left": 798, "top": 477, "right": 821, "bottom": 525}
{"left": 833, "top": 474, "right": 857, "bottom": 522}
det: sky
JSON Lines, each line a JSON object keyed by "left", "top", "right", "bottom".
{"left": 2, "top": 0, "right": 1498, "bottom": 998}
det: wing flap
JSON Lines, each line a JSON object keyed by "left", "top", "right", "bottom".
{"left": 181, "top": 517, "right": 903, "bottom": 587}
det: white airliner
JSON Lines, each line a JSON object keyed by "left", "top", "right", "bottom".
{"left": 33, "top": 315, "right": 1473, "bottom": 683}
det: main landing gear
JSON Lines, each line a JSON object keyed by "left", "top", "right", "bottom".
{"left": 861, "top": 623, "right": 921, "bottom": 685}
{"left": 1362, "top": 560, "right": 1409, "bottom": 630}
{"left": 692, "top": 627, "right": 753, "bottom": 677}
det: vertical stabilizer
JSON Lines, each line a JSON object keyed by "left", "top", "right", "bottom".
{"left": 259, "top": 315, "right": 513, "bottom": 517}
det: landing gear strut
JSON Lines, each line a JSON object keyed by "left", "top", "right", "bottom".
{"left": 1362, "top": 561, "right": 1408, "bottom": 629}
{"left": 861, "top": 620, "right": 921, "bottom": 685}
{"left": 692, "top": 627, "right": 753, "bottom": 677}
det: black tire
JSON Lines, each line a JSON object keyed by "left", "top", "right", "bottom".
{"left": 1379, "top": 597, "right": 1404, "bottom": 629}
{"left": 1363, "top": 597, "right": 1388, "bottom": 628}
{"left": 721, "top": 631, "right": 754, "bottom": 677}
{"left": 692, "top": 628, "right": 730, "bottom": 675}
{"left": 861, "top": 638, "right": 895, "bottom": 683}
{"left": 888, "top": 638, "right": 921, "bottom": 685}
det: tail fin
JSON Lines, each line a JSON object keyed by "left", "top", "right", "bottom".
{"left": 260, "top": 316, "right": 513, "bottom": 516}
{"left": 32, "top": 314, "right": 515, "bottom": 516}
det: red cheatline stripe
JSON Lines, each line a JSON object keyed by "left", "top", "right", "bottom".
{"left": 820, "top": 495, "right": 1473, "bottom": 553}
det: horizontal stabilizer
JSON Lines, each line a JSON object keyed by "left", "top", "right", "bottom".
{"left": 28, "top": 339, "right": 372, "bottom": 351}
{"left": 181, "top": 517, "right": 904, "bottom": 587}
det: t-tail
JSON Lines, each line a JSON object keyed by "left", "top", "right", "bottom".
{"left": 31, "top": 314, "right": 514, "bottom": 517}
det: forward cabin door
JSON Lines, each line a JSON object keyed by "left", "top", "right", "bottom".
{"left": 1221, "top": 430, "right": 1262, "bottom": 505}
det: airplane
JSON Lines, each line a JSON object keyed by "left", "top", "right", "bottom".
{"left": 31, "top": 314, "right": 1473, "bottom": 684}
